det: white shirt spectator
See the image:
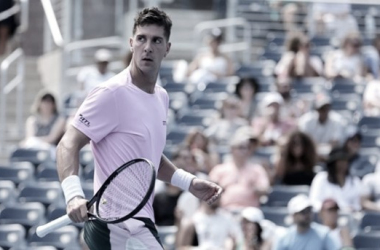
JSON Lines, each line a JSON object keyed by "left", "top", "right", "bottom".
{"left": 298, "top": 111, "right": 345, "bottom": 145}
{"left": 361, "top": 172, "right": 380, "bottom": 207}
{"left": 309, "top": 171, "right": 362, "bottom": 212}
{"left": 77, "top": 66, "right": 115, "bottom": 94}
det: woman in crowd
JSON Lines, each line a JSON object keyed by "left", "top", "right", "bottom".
{"left": 325, "top": 32, "right": 367, "bottom": 79}
{"left": 21, "top": 91, "right": 66, "bottom": 150}
{"left": 187, "top": 28, "right": 234, "bottom": 84}
{"left": 275, "top": 32, "right": 323, "bottom": 78}
{"left": 272, "top": 130, "right": 317, "bottom": 185}
{"left": 309, "top": 147, "right": 362, "bottom": 212}
{"left": 234, "top": 77, "right": 260, "bottom": 121}
{"left": 319, "top": 198, "right": 354, "bottom": 249}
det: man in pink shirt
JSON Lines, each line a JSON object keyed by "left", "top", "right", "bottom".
{"left": 56, "top": 7, "right": 222, "bottom": 250}
{"left": 209, "top": 127, "right": 270, "bottom": 212}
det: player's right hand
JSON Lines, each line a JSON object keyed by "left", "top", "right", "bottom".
{"left": 67, "top": 196, "right": 88, "bottom": 223}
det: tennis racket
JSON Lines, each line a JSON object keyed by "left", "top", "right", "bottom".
{"left": 36, "top": 158, "right": 156, "bottom": 237}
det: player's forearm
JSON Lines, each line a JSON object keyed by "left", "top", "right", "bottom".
{"left": 56, "top": 137, "right": 81, "bottom": 181}
{"left": 157, "top": 154, "right": 177, "bottom": 183}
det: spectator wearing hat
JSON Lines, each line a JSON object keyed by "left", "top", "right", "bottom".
{"left": 272, "top": 130, "right": 317, "bottom": 186}
{"left": 298, "top": 92, "right": 346, "bottom": 155}
{"left": 343, "top": 125, "right": 375, "bottom": 179}
{"left": 205, "top": 95, "right": 248, "bottom": 146}
{"left": 274, "top": 194, "right": 336, "bottom": 250}
{"left": 176, "top": 197, "right": 243, "bottom": 250}
{"left": 361, "top": 170, "right": 380, "bottom": 212}
{"left": 319, "top": 199, "right": 354, "bottom": 249}
{"left": 77, "top": 48, "right": 116, "bottom": 95}
{"left": 309, "top": 147, "right": 362, "bottom": 212}
{"left": 252, "top": 92, "right": 296, "bottom": 147}
{"left": 240, "top": 207, "right": 279, "bottom": 250}
{"left": 235, "top": 77, "right": 260, "bottom": 121}
{"left": 209, "top": 129, "right": 270, "bottom": 211}
{"left": 187, "top": 28, "right": 234, "bottom": 84}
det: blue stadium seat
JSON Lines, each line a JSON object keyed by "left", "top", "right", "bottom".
{"left": 10, "top": 148, "right": 52, "bottom": 166}
{"left": 202, "top": 81, "right": 235, "bottom": 94}
{"left": 331, "top": 96, "right": 361, "bottom": 113}
{"left": 163, "top": 81, "right": 194, "bottom": 94}
{"left": 18, "top": 182, "right": 63, "bottom": 207}
{"left": 0, "top": 180, "right": 17, "bottom": 206}
{"left": 36, "top": 166, "right": 59, "bottom": 182}
{"left": 177, "top": 110, "right": 218, "bottom": 128}
{"left": 261, "top": 207, "right": 291, "bottom": 227}
{"left": 169, "top": 92, "right": 189, "bottom": 114}
{"left": 16, "top": 247, "right": 58, "bottom": 250}
{"left": 359, "top": 116, "right": 380, "bottom": 133}
{"left": 264, "top": 185, "right": 310, "bottom": 207}
{"left": 166, "top": 127, "right": 193, "bottom": 146}
{"left": 0, "top": 202, "right": 45, "bottom": 230}
{"left": 331, "top": 83, "right": 365, "bottom": 96}
{"left": 28, "top": 225, "right": 80, "bottom": 249}
{"left": 353, "top": 231, "right": 380, "bottom": 249}
{"left": 360, "top": 133, "right": 380, "bottom": 148}
{"left": 190, "top": 92, "right": 227, "bottom": 110}
{"left": 0, "top": 163, "right": 34, "bottom": 185}
{"left": 82, "top": 163, "right": 94, "bottom": 182}
{"left": 79, "top": 148, "right": 94, "bottom": 167}
{"left": 157, "top": 226, "right": 177, "bottom": 250}
{"left": 46, "top": 204, "right": 66, "bottom": 222}
{"left": 360, "top": 212, "right": 380, "bottom": 232}
{"left": 0, "top": 224, "right": 26, "bottom": 249}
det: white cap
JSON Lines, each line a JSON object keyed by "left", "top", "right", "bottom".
{"left": 287, "top": 194, "right": 312, "bottom": 214}
{"left": 241, "top": 207, "right": 264, "bottom": 223}
{"left": 262, "top": 92, "right": 284, "bottom": 108}
{"left": 94, "top": 49, "right": 112, "bottom": 62}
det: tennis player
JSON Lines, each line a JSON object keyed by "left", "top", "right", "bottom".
{"left": 56, "top": 7, "right": 222, "bottom": 250}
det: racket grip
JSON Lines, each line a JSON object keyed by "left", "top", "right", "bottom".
{"left": 36, "top": 214, "right": 72, "bottom": 237}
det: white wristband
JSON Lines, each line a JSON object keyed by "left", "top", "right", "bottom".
{"left": 171, "top": 169, "right": 196, "bottom": 191}
{"left": 61, "top": 175, "right": 85, "bottom": 204}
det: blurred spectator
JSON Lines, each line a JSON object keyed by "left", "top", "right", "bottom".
{"left": 363, "top": 79, "right": 380, "bottom": 116}
{"left": 77, "top": 48, "right": 116, "bottom": 95}
{"left": 235, "top": 77, "right": 260, "bottom": 121}
{"left": 176, "top": 199, "right": 243, "bottom": 250}
{"left": 309, "top": 147, "right": 362, "bottom": 212}
{"left": 184, "top": 129, "right": 219, "bottom": 174}
{"left": 361, "top": 170, "right": 380, "bottom": 212}
{"left": 308, "top": 2, "right": 358, "bottom": 42}
{"left": 298, "top": 92, "right": 345, "bottom": 155}
{"left": 276, "top": 77, "right": 309, "bottom": 121}
{"left": 343, "top": 125, "right": 375, "bottom": 179}
{"left": 274, "top": 194, "right": 336, "bottom": 250}
{"left": 240, "top": 207, "right": 274, "bottom": 250}
{"left": 187, "top": 28, "right": 234, "bottom": 84}
{"left": 275, "top": 32, "right": 323, "bottom": 78}
{"left": 0, "top": 0, "right": 18, "bottom": 56}
{"left": 205, "top": 95, "right": 248, "bottom": 146}
{"left": 325, "top": 32, "right": 367, "bottom": 80}
{"left": 273, "top": 130, "right": 317, "bottom": 186}
{"left": 209, "top": 129, "right": 270, "bottom": 211}
{"left": 252, "top": 92, "right": 295, "bottom": 147}
{"left": 21, "top": 91, "right": 66, "bottom": 150}
{"left": 153, "top": 183, "right": 182, "bottom": 226}
{"left": 365, "top": 33, "right": 380, "bottom": 79}
{"left": 318, "top": 198, "right": 354, "bottom": 249}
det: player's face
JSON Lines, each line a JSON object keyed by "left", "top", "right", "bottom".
{"left": 130, "top": 25, "right": 171, "bottom": 73}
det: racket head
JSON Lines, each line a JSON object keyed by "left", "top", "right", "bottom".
{"left": 90, "top": 158, "right": 156, "bottom": 224}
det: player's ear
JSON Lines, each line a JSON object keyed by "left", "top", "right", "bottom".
{"left": 164, "top": 42, "right": 171, "bottom": 58}
{"left": 129, "top": 37, "right": 133, "bottom": 51}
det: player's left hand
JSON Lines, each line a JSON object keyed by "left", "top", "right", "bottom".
{"left": 189, "top": 178, "right": 223, "bottom": 205}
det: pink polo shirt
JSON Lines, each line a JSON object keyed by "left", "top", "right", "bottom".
{"left": 72, "top": 67, "right": 169, "bottom": 222}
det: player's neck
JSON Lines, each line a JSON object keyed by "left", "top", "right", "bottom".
{"left": 130, "top": 65, "right": 158, "bottom": 94}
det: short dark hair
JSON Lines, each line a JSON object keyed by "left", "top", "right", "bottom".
{"left": 235, "top": 77, "right": 260, "bottom": 98}
{"left": 133, "top": 7, "right": 172, "bottom": 41}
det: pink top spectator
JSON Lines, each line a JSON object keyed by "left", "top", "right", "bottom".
{"left": 209, "top": 161, "right": 269, "bottom": 210}
{"left": 72, "top": 67, "right": 169, "bottom": 223}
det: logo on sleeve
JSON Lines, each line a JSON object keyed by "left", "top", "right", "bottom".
{"left": 79, "top": 114, "right": 90, "bottom": 127}
{"left": 163, "top": 121, "right": 166, "bottom": 125}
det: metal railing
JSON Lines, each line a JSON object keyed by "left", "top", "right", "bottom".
{"left": 194, "top": 17, "right": 252, "bottom": 64}
{"left": 0, "top": 48, "right": 25, "bottom": 151}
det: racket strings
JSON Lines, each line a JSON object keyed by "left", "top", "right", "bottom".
{"left": 97, "top": 161, "right": 153, "bottom": 221}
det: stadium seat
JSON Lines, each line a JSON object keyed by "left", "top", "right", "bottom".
{"left": 202, "top": 81, "right": 235, "bottom": 94}
{"left": 353, "top": 231, "right": 380, "bottom": 249}
{"left": 10, "top": 148, "right": 52, "bottom": 166}
{"left": 28, "top": 225, "right": 80, "bottom": 249}
{"left": 359, "top": 116, "right": 380, "bottom": 133}
{"left": 163, "top": 81, "right": 194, "bottom": 94}
{"left": 79, "top": 148, "right": 94, "bottom": 167}
{"left": 0, "top": 180, "right": 17, "bottom": 206}
{"left": 36, "top": 166, "right": 59, "bottom": 182}
{"left": 331, "top": 83, "right": 365, "bottom": 96}
{"left": 0, "top": 163, "right": 34, "bottom": 185}
{"left": 157, "top": 225, "right": 177, "bottom": 250}
{"left": 261, "top": 207, "right": 292, "bottom": 228}
{"left": 360, "top": 212, "right": 380, "bottom": 232}
{"left": 331, "top": 96, "right": 361, "bottom": 113}
{"left": 360, "top": 133, "right": 380, "bottom": 148}
{"left": 0, "top": 202, "right": 45, "bottom": 230}
{"left": 166, "top": 126, "right": 193, "bottom": 146}
{"left": 0, "top": 224, "right": 26, "bottom": 249}
{"left": 177, "top": 110, "right": 218, "bottom": 128}
{"left": 83, "top": 163, "right": 94, "bottom": 182}
{"left": 263, "top": 185, "right": 310, "bottom": 207}
{"left": 13, "top": 247, "right": 58, "bottom": 250}
{"left": 18, "top": 182, "right": 63, "bottom": 207}
{"left": 190, "top": 92, "right": 227, "bottom": 110}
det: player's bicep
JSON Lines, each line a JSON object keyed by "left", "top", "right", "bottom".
{"left": 62, "top": 125, "right": 91, "bottom": 150}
